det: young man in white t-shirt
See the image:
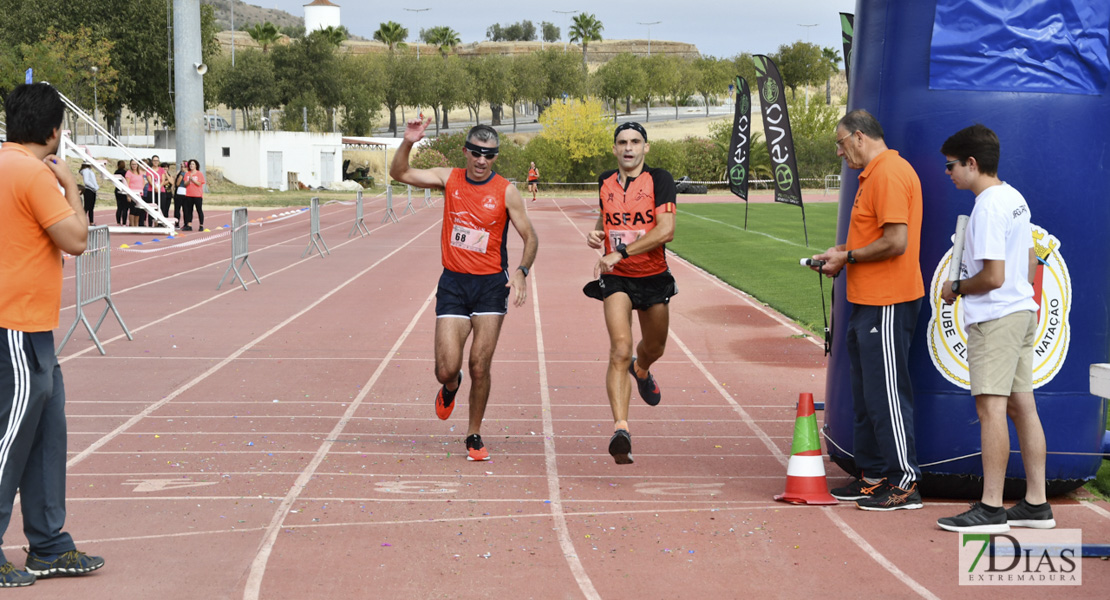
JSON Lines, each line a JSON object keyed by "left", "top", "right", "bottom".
{"left": 936, "top": 124, "right": 1055, "bottom": 533}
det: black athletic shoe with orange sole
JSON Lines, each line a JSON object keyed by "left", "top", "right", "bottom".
{"left": 435, "top": 373, "right": 462, "bottom": 420}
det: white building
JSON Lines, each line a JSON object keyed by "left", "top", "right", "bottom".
{"left": 206, "top": 131, "right": 343, "bottom": 191}
{"left": 304, "top": 0, "right": 341, "bottom": 34}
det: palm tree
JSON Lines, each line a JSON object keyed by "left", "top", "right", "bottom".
{"left": 374, "top": 21, "right": 408, "bottom": 52}
{"left": 316, "top": 25, "right": 348, "bottom": 47}
{"left": 424, "top": 26, "right": 461, "bottom": 58}
{"left": 246, "top": 22, "right": 280, "bottom": 53}
{"left": 569, "top": 13, "right": 603, "bottom": 71}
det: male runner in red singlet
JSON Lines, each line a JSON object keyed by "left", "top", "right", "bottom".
{"left": 526, "top": 162, "right": 539, "bottom": 201}
{"left": 586, "top": 121, "right": 677, "bottom": 464}
{"left": 390, "top": 117, "right": 538, "bottom": 461}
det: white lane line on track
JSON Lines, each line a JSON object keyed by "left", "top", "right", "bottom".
{"left": 531, "top": 268, "right": 603, "bottom": 600}
{"left": 1082, "top": 501, "right": 1110, "bottom": 521}
{"left": 65, "top": 220, "right": 440, "bottom": 467}
{"left": 242, "top": 284, "right": 437, "bottom": 600}
{"left": 59, "top": 204, "right": 379, "bottom": 311}
{"left": 57, "top": 213, "right": 432, "bottom": 364}
{"left": 667, "top": 332, "right": 789, "bottom": 467}
{"left": 821, "top": 507, "right": 941, "bottom": 600}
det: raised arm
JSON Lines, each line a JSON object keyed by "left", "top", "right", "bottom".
{"left": 389, "top": 116, "right": 452, "bottom": 189}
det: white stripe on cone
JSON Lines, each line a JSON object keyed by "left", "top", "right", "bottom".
{"left": 785, "top": 454, "right": 827, "bottom": 477}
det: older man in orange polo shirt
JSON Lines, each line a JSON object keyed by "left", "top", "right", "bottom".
{"left": 0, "top": 83, "right": 105, "bottom": 586}
{"left": 812, "top": 109, "right": 925, "bottom": 511}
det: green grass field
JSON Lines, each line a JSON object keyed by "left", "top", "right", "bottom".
{"left": 669, "top": 201, "right": 839, "bottom": 336}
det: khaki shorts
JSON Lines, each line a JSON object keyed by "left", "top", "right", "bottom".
{"left": 967, "top": 310, "right": 1036, "bottom": 396}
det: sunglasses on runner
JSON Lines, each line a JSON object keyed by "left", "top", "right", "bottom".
{"left": 467, "top": 149, "right": 498, "bottom": 159}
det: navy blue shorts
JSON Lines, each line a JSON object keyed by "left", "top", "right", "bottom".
{"left": 435, "top": 269, "right": 510, "bottom": 318}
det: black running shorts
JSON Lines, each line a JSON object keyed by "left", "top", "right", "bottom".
{"left": 584, "top": 270, "right": 678, "bottom": 311}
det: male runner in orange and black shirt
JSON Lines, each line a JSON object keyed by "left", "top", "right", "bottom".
{"left": 390, "top": 118, "right": 538, "bottom": 461}
{"left": 586, "top": 121, "right": 677, "bottom": 464}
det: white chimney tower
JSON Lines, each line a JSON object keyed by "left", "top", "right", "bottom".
{"left": 304, "top": 0, "right": 341, "bottom": 34}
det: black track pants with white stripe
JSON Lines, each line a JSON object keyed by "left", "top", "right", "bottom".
{"left": 0, "top": 329, "right": 75, "bottom": 564}
{"left": 846, "top": 299, "right": 923, "bottom": 490}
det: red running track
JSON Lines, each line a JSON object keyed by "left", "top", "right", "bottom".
{"left": 7, "top": 193, "right": 1106, "bottom": 599}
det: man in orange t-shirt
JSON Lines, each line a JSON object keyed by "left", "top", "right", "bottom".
{"left": 390, "top": 119, "right": 538, "bottom": 462}
{"left": 0, "top": 83, "right": 104, "bottom": 586}
{"left": 586, "top": 122, "right": 677, "bottom": 465}
{"left": 812, "top": 109, "right": 924, "bottom": 511}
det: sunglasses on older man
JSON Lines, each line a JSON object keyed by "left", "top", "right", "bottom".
{"left": 467, "top": 149, "right": 498, "bottom": 159}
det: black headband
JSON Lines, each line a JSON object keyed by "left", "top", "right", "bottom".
{"left": 614, "top": 121, "right": 647, "bottom": 142}
{"left": 465, "top": 141, "right": 499, "bottom": 157}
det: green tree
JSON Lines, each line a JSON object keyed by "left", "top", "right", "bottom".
{"left": 728, "top": 52, "right": 759, "bottom": 97}
{"left": 772, "top": 41, "right": 834, "bottom": 99}
{"left": 659, "top": 56, "right": 697, "bottom": 119}
{"left": 821, "top": 46, "right": 840, "bottom": 104}
{"left": 568, "top": 12, "right": 603, "bottom": 71}
{"left": 693, "top": 56, "right": 730, "bottom": 117}
{"left": 423, "top": 26, "right": 461, "bottom": 58}
{"left": 783, "top": 95, "right": 841, "bottom": 179}
{"left": 420, "top": 55, "right": 468, "bottom": 132}
{"left": 639, "top": 54, "right": 673, "bottom": 122}
{"left": 507, "top": 53, "right": 542, "bottom": 132}
{"left": 271, "top": 32, "right": 342, "bottom": 128}
{"left": 373, "top": 21, "right": 408, "bottom": 52}
{"left": 463, "top": 55, "right": 512, "bottom": 126}
{"left": 280, "top": 24, "right": 305, "bottom": 39}
{"left": 214, "top": 49, "right": 276, "bottom": 129}
{"left": 592, "top": 52, "right": 645, "bottom": 120}
{"left": 17, "top": 27, "right": 119, "bottom": 117}
{"left": 246, "top": 21, "right": 280, "bottom": 53}
{"left": 487, "top": 20, "right": 536, "bottom": 42}
{"left": 314, "top": 25, "right": 348, "bottom": 47}
{"left": 338, "top": 52, "right": 385, "bottom": 135}
{"left": 381, "top": 50, "right": 418, "bottom": 134}
{"left": 535, "top": 48, "right": 585, "bottom": 108}
{"left": 541, "top": 22, "right": 560, "bottom": 44}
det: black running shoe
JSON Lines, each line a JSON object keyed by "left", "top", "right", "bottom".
{"left": 465, "top": 433, "right": 490, "bottom": 461}
{"left": 937, "top": 502, "right": 1008, "bottom": 533}
{"left": 1006, "top": 499, "right": 1056, "bottom": 529}
{"left": 628, "top": 357, "right": 661, "bottom": 406}
{"left": 608, "top": 429, "right": 633, "bottom": 464}
{"left": 856, "top": 482, "right": 923, "bottom": 511}
{"left": 23, "top": 549, "right": 104, "bottom": 578}
{"left": 830, "top": 477, "right": 886, "bottom": 501}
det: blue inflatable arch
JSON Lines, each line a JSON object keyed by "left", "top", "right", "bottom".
{"left": 824, "top": 0, "right": 1110, "bottom": 498}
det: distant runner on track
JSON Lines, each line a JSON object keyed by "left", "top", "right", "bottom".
{"left": 390, "top": 117, "right": 538, "bottom": 462}
{"left": 526, "top": 162, "right": 539, "bottom": 202}
{"left": 585, "top": 121, "right": 677, "bottom": 465}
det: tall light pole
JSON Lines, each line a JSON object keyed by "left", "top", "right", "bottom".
{"left": 90, "top": 65, "right": 99, "bottom": 145}
{"left": 404, "top": 7, "right": 429, "bottom": 59}
{"left": 554, "top": 10, "right": 575, "bottom": 53}
{"left": 798, "top": 23, "right": 818, "bottom": 107}
{"left": 637, "top": 21, "right": 660, "bottom": 56}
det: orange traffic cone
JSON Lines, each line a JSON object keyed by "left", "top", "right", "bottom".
{"left": 774, "top": 392, "right": 838, "bottom": 505}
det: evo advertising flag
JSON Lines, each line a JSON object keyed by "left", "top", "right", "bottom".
{"left": 754, "top": 54, "right": 808, "bottom": 244}
{"left": 841, "top": 13, "right": 855, "bottom": 94}
{"left": 727, "top": 76, "right": 751, "bottom": 202}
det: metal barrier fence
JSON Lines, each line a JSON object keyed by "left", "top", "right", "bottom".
{"left": 402, "top": 185, "right": 417, "bottom": 216}
{"left": 217, "top": 207, "right": 261, "bottom": 291}
{"left": 349, "top": 190, "right": 370, "bottom": 238}
{"left": 57, "top": 226, "right": 133, "bottom": 355}
{"left": 302, "top": 196, "right": 331, "bottom": 258}
{"left": 422, "top": 188, "right": 433, "bottom": 208}
{"left": 381, "top": 185, "right": 399, "bottom": 224}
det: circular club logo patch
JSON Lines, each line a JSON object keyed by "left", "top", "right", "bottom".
{"left": 762, "top": 79, "right": 779, "bottom": 105}
{"left": 926, "top": 223, "right": 1071, "bottom": 389}
{"left": 729, "top": 164, "right": 746, "bottom": 186}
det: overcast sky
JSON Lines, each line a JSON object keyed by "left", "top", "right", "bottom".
{"left": 251, "top": 0, "right": 857, "bottom": 60}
